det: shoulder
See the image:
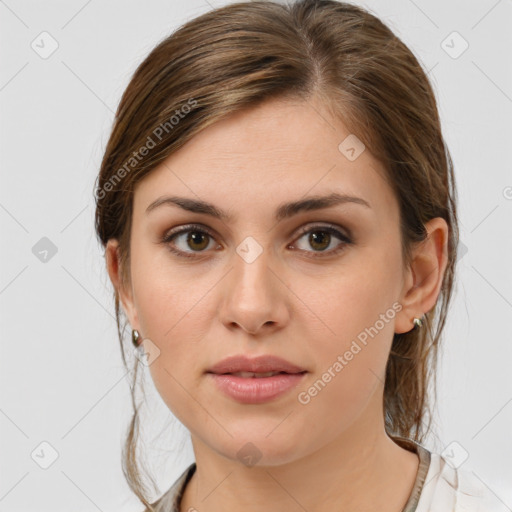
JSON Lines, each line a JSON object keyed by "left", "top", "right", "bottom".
{"left": 416, "top": 450, "right": 509, "bottom": 512}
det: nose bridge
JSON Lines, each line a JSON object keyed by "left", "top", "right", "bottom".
{"left": 232, "top": 235, "right": 274, "bottom": 302}
{"left": 219, "top": 235, "right": 287, "bottom": 334}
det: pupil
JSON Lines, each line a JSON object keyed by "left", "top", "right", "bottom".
{"left": 310, "top": 231, "right": 330, "bottom": 251}
{"left": 188, "top": 232, "right": 208, "bottom": 250}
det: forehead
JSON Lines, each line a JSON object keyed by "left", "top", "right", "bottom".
{"left": 133, "top": 97, "right": 397, "bottom": 222}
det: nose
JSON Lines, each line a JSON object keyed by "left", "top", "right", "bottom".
{"left": 218, "top": 244, "right": 290, "bottom": 336}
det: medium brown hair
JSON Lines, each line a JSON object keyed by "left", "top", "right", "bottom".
{"left": 94, "top": 0, "right": 459, "bottom": 508}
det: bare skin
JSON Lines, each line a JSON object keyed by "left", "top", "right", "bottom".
{"left": 106, "top": 95, "right": 448, "bottom": 512}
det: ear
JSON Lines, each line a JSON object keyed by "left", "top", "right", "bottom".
{"left": 105, "top": 239, "right": 139, "bottom": 329}
{"left": 395, "top": 217, "right": 449, "bottom": 334}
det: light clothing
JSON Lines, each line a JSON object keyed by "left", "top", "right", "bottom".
{"left": 146, "top": 436, "right": 509, "bottom": 511}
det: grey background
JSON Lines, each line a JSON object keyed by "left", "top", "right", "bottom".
{"left": 1, "top": 0, "right": 511, "bottom": 510}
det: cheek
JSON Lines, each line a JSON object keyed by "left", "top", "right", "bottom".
{"left": 133, "top": 266, "right": 214, "bottom": 372}
{"left": 292, "top": 246, "right": 401, "bottom": 408}
{"left": 131, "top": 242, "right": 209, "bottom": 337}
{"left": 136, "top": 280, "right": 210, "bottom": 427}
{"left": 130, "top": 248, "right": 217, "bottom": 418}
{"left": 298, "top": 244, "right": 401, "bottom": 343}
{"left": 293, "top": 305, "right": 394, "bottom": 446}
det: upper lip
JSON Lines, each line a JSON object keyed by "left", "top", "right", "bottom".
{"left": 207, "top": 354, "right": 307, "bottom": 374}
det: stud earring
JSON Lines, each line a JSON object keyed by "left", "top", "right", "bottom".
{"left": 132, "top": 328, "right": 141, "bottom": 348}
{"left": 412, "top": 316, "right": 423, "bottom": 329}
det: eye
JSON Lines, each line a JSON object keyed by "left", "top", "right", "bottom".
{"left": 290, "top": 224, "right": 352, "bottom": 257}
{"left": 161, "top": 224, "right": 218, "bottom": 259}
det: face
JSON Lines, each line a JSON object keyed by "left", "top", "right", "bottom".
{"left": 112, "top": 96, "right": 412, "bottom": 466}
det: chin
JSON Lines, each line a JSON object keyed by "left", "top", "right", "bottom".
{"left": 210, "top": 427, "right": 304, "bottom": 468}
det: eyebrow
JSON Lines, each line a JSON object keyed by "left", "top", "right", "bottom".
{"left": 145, "top": 192, "right": 371, "bottom": 222}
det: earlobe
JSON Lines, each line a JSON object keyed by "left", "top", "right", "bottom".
{"left": 395, "top": 217, "right": 449, "bottom": 334}
{"left": 105, "top": 239, "right": 138, "bottom": 328}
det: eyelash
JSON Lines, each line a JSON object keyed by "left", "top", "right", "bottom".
{"left": 161, "top": 223, "right": 353, "bottom": 260}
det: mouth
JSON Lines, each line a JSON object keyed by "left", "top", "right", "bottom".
{"left": 206, "top": 370, "right": 308, "bottom": 404}
{"left": 205, "top": 354, "right": 308, "bottom": 403}
{"left": 206, "top": 354, "right": 307, "bottom": 375}
{"left": 209, "top": 370, "right": 307, "bottom": 378}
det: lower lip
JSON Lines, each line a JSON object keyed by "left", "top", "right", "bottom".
{"left": 207, "top": 372, "right": 307, "bottom": 404}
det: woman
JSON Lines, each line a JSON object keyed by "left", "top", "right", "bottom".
{"left": 94, "top": 1, "right": 506, "bottom": 510}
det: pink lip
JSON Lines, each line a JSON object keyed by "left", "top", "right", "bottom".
{"left": 206, "top": 354, "right": 307, "bottom": 404}
{"left": 207, "top": 354, "right": 306, "bottom": 374}
{"left": 207, "top": 372, "right": 307, "bottom": 404}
